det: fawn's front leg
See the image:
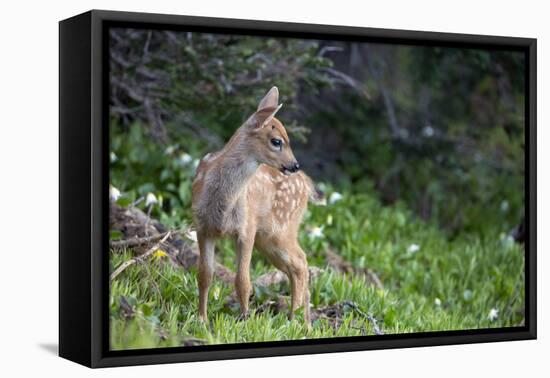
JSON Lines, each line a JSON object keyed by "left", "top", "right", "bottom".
{"left": 235, "top": 230, "right": 255, "bottom": 318}
{"left": 198, "top": 233, "right": 216, "bottom": 322}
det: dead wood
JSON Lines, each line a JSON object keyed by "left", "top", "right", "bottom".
{"left": 110, "top": 201, "right": 235, "bottom": 283}
{"left": 181, "top": 337, "right": 208, "bottom": 347}
{"left": 311, "top": 301, "right": 383, "bottom": 335}
{"left": 326, "top": 248, "right": 384, "bottom": 290}
{"left": 253, "top": 295, "right": 289, "bottom": 315}
{"left": 110, "top": 230, "right": 173, "bottom": 249}
{"left": 110, "top": 231, "right": 173, "bottom": 281}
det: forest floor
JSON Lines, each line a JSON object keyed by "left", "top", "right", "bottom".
{"left": 109, "top": 190, "right": 525, "bottom": 350}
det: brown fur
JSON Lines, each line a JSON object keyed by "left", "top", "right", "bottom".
{"left": 191, "top": 87, "right": 316, "bottom": 326}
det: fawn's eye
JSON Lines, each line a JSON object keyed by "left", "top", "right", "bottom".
{"left": 270, "top": 138, "right": 282, "bottom": 150}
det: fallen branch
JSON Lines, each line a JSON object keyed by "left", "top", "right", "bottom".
{"left": 181, "top": 337, "right": 208, "bottom": 347}
{"left": 311, "top": 301, "right": 384, "bottom": 335}
{"left": 343, "top": 300, "right": 384, "bottom": 335}
{"left": 109, "top": 230, "right": 174, "bottom": 249}
{"left": 110, "top": 231, "right": 172, "bottom": 282}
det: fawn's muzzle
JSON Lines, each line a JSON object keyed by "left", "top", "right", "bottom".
{"left": 281, "top": 161, "right": 300, "bottom": 175}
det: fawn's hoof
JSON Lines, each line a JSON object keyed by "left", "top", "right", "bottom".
{"left": 236, "top": 312, "right": 250, "bottom": 321}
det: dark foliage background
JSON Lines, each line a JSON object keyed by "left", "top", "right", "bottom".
{"left": 109, "top": 28, "right": 524, "bottom": 237}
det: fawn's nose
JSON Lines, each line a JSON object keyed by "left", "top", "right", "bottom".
{"left": 281, "top": 161, "right": 300, "bottom": 174}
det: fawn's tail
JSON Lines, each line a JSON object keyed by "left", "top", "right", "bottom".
{"left": 303, "top": 174, "right": 326, "bottom": 206}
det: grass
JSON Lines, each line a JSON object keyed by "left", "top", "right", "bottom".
{"left": 109, "top": 189, "right": 525, "bottom": 350}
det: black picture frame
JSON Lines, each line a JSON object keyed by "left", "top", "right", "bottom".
{"left": 59, "top": 9, "right": 537, "bottom": 368}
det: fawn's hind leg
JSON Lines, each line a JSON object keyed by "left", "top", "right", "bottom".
{"left": 255, "top": 236, "right": 311, "bottom": 326}
{"left": 198, "top": 233, "right": 216, "bottom": 322}
{"left": 288, "top": 244, "right": 310, "bottom": 325}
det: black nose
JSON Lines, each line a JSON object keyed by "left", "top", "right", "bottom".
{"left": 292, "top": 162, "right": 300, "bottom": 172}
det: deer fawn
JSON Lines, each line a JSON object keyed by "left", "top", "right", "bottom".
{"left": 192, "top": 86, "right": 321, "bottom": 326}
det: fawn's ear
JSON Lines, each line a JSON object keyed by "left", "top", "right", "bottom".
{"left": 257, "top": 86, "right": 279, "bottom": 111}
{"left": 245, "top": 87, "right": 283, "bottom": 129}
{"left": 246, "top": 104, "right": 283, "bottom": 130}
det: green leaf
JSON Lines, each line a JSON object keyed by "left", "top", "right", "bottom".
{"left": 139, "top": 303, "right": 153, "bottom": 317}
{"left": 110, "top": 230, "right": 123, "bottom": 240}
{"left": 116, "top": 197, "right": 132, "bottom": 207}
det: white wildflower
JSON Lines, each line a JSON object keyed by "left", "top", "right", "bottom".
{"left": 145, "top": 192, "right": 158, "bottom": 207}
{"left": 488, "top": 308, "right": 499, "bottom": 321}
{"left": 317, "top": 182, "right": 328, "bottom": 193}
{"left": 110, "top": 151, "right": 117, "bottom": 163}
{"left": 434, "top": 298, "right": 442, "bottom": 307}
{"left": 179, "top": 152, "right": 193, "bottom": 165}
{"left": 500, "top": 233, "right": 515, "bottom": 249}
{"left": 109, "top": 185, "right": 121, "bottom": 202}
{"left": 422, "top": 125, "right": 435, "bottom": 138}
{"left": 212, "top": 286, "right": 220, "bottom": 300}
{"left": 308, "top": 226, "right": 324, "bottom": 240}
{"left": 164, "top": 145, "right": 177, "bottom": 155}
{"left": 185, "top": 230, "right": 198, "bottom": 243}
{"left": 329, "top": 192, "right": 343, "bottom": 204}
{"left": 500, "top": 200, "right": 509, "bottom": 212}
{"left": 192, "top": 159, "right": 200, "bottom": 169}
{"left": 407, "top": 244, "right": 420, "bottom": 254}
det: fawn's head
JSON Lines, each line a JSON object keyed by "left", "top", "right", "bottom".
{"left": 242, "top": 87, "right": 300, "bottom": 175}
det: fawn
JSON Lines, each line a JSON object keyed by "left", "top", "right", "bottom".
{"left": 192, "top": 86, "right": 321, "bottom": 326}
